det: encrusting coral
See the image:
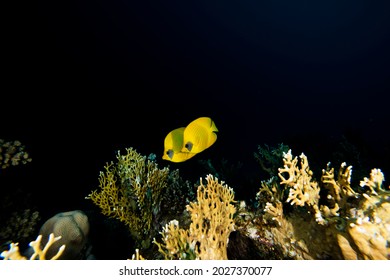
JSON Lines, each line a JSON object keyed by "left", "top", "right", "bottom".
{"left": 153, "top": 174, "right": 236, "bottom": 260}
{"left": 254, "top": 149, "right": 390, "bottom": 260}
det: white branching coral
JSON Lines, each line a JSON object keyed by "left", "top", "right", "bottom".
{"left": 360, "top": 168, "right": 386, "bottom": 195}
{"left": 278, "top": 150, "right": 320, "bottom": 207}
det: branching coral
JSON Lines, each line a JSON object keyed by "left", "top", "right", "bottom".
{"left": 0, "top": 139, "right": 31, "bottom": 169}
{"left": 319, "top": 162, "right": 358, "bottom": 225}
{"left": 86, "top": 147, "right": 170, "bottom": 249}
{"left": 1, "top": 233, "right": 65, "bottom": 260}
{"left": 131, "top": 249, "right": 145, "bottom": 260}
{"left": 153, "top": 174, "right": 236, "bottom": 260}
{"left": 278, "top": 150, "right": 320, "bottom": 208}
{"left": 337, "top": 168, "right": 390, "bottom": 259}
{"left": 187, "top": 174, "right": 236, "bottom": 259}
{"left": 153, "top": 220, "right": 195, "bottom": 260}
{"left": 256, "top": 177, "right": 285, "bottom": 227}
{"left": 255, "top": 176, "right": 316, "bottom": 259}
{"left": 255, "top": 149, "right": 390, "bottom": 259}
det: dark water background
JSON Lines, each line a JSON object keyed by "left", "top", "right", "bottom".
{"left": 2, "top": 1, "right": 389, "bottom": 258}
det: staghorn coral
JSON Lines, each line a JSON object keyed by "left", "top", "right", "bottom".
{"left": 1, "top": 233, "right": 65, "bottom": 260}
{"left": 254, "top": 149, "right": 390, "bottom": 259}
{"left": 153, "top": 174, "right": 236, "bottom": 260}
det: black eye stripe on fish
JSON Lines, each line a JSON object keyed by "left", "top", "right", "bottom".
{"left": 185, "top": 142, "right": 193, "bottom": 152}
{"left": 162, "top": 117, "right": 218, "bottom": 163}
{"left": 162, "top": 126, "right": 196, "bottom": 162}
{"left": 181, "top": 117, "right": 218, "bottom": 154}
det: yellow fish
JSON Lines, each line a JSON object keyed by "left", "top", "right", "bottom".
{"left": 162, "top": 127, "right": 197, "bottom": 162}
{"left": 181, "top": 117, "right": 218, "bottom": 154}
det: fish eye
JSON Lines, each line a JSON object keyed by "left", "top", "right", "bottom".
{"left": 185, "top": 142, "right": 193, "bottom": 152}
{"left": 167, "top": 149, "right": 174, "bottom": 159}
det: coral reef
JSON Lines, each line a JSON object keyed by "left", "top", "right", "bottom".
{"left": 131, "top": 248, "right": 145, "bottom": 260}
{"left": 0, "top": 139, "right": 31, "bottom": 169}
{"left": 30, "top": 210, "right": 90, "bottom": 259}
{"left": 86, "top": 147, "right": 193, "bottom": 252}
{"left": 86, "top": 148, "right": 168, "bottom": 249}
{"left": 0, "top": 139, "right": 38, "bottom": 253}
{"left": 1, "top": 233, "right": 65, "bottom": 260}
{"left": 2, "top": 140, "right": 388, "bottom": 260}
{"left": 0, "top": 209, "right": 40, "bottom": 252}
{"left": 153, "top": 174, "right": 236, "bottom": 260}
{"left": 337, "top": 168, "right": 390, "bottom": 259}
{"left": 254, "top": 149, "right": 390, "bottom": 259}
{"left": 254, "top": 143, "right": 290, "bottom": 178}
{"left": 1, "top": 210, "right": 90, "bottom": 260}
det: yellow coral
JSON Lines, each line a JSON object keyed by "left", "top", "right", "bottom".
{"left": 338, "top": 169, "right": 390, "bottom": 259}
{"left": 154, "top": 174, "right": 236, "bottom": 260}
{"left": 1, "top": 233, "right": 65, "bottom": 260}
{"left": 131, "top": 249, "right": 145, "bottom": 260}
{"left": 86, "top": 147, "right": 170, "bottom": 249}
{"left": 256, "top": 149, "right": 390, "bottom": 259}
{"left": 360, "top": 168, "right": 387, "bottom": 195}
{"left": 278, "top": 150, "right": 320, "bottom": 207}
{"left": 319, "top": 162, "right": 358, "bottom": 225}
{"left": 154, "top": 220, "right": 194, "bottom": 260}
